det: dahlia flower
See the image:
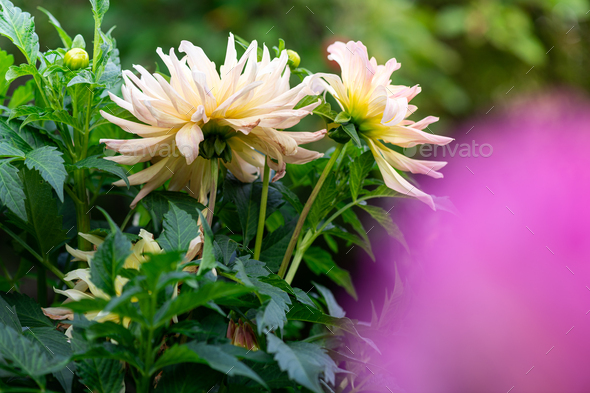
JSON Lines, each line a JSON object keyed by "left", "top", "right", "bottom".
{"left": 101, "top": 34, "right": 326, "bottom": 207}
{"left": 318, "top": 41, "right": 453, "bottom": 209}
{"left": 43, "top": 229, "right": 163, "bottom": 327}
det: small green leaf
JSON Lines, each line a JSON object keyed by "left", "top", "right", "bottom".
{"left": 72, "top": 155, "right": 129, "bottom": 187}
{"left": 0, "top": 159, "right": 26, "bottom": 220}
{"left": 341, "top": 123, "right": 362, "bottom": 147}
{"left": 75, "top": 356, "right": 124, "bottom": 393}
{"left": 323, "top": 227, "right": 374, "bottom": 261}
{"left": 359, "top": 204, "right": 408, "bottom": 252}
{"left": 308, "top": 173, "right": 337, "bottom": 229}
{"left": 4, "top": 63, "right": 36, "bottom": 83}
{"left": 37, "top": 7, "right": 72, "bottom": 48}
{"left": 334, "top": 111, "right": 351, "bottom": 123}
{"left": 90, "top": 0, "right": 110, "bottom": 28}
{"left": 141, "top": 191, "right": 205, "bottom": 232}
{"left": 0, "top": 295, "right": 20, "bottom": 331}
{"left": 24, "top": 146, "right": 67, "bottom": 201}
{"left": 302, "top": 247, "right": 357, "bottom": 299}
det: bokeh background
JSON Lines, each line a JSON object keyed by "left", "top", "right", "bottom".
{"left": 4, "top": 1, "right": 590, "bottom": 392}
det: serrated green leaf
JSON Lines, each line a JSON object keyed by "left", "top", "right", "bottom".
{"left": 21, "top": 167, "right": 67, "bottom": 254}
{"left": 0, "top": 141, "right": 24, "bottom": 157}
{"left": 72, "top": 155, "right": 129, "bottom": 187}
{"left": 154, "top": 282, "right": 254, "bottom": 327}
{"left": 75, "top": 356, "right": 124, "bottom": 393}
{"left": 0, "top": 117, "right": 48, "bottom": 152}
{"left": 314, "top": 283, "right": 345, "bottom": 318}
{"left": 0, "top": 324, "right": 69, "bottom": 385}
{"left": 67, "top": 69, "right": 94, "bottom": 86}
{"left": 37, "top": 7, "right": 72, "bottom": 48}
{"left": 90, "top": 229, "right": 132, "bottom": 296}
{"left": 0, "top": 0, "right": 39, "bottom": 65}
{"left": 157, "top": 202, "right": 199, "bottom": 252}
{"left": 141, "top": 191, "right": 205, "bottom": 232}
{"left": 1, "top": 293, "right": 52, "bottom": 327}
{"left": 302, "top": 247, "right": 357, "bottom": 300}
{"left": 24, "top": 327, "right": 74, "bottom": 393}
{"left": 154, "top": 342, "right": 267, "bottom": 389}
{"left": 350, "top": 150, "right": 374, "bottom": 201}
{"left": 24, "top": 146, "right": 67, "bottom": 201}
{"left": 4, "top": 63, "right": 35, "bottom": 83}
{"left": 358, "top": 204, "right": 408, "bottom": 252}
{"left": 0, "top": 159, "right": 26, "bottom": 220}
{"left": 0, "top": 49, "right": 14, "bottom": 98}
{"left": 266, "top": 334, "right": 339, "bottom": 393}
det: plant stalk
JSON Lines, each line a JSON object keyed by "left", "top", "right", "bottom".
{"left": 206, "top": 158, "right": 219, "bottom": 227}
{"left": 278, "top": 143, "right": 344, "bottom": 278}
{"left": 285, "top": 247, "right": 305, "bottom": 285}
{"left": 253, "top": 163, "right": 271, "bottom": 260}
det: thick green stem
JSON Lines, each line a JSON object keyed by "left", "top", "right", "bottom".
{"left": 36, "top": 265, "right": 47, "bottom": 307}
{"left": 278, "top": 143, "right": 344, "bottom": 278}
{"left": 254, "top": 163, "right": 270, "bottom": 260}
{"left": 285, "top": 247, "right": 305, "bottom": 285}
{"left": 206, "top": 158, "right": 219, "bottom": 227}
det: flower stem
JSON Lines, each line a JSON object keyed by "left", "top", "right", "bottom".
{"left": 254, "top": 163, "right": 270, "bottom": 260}
{"left": 206, "top": 158, "right": 219, "bottom": 227}
{"left": 285, "top": 247, "right": 305, "bottom": 285}
{"left": 278, "top": 143, "right": 345, "bottom": 278}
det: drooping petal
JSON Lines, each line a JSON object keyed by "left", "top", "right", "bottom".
{"left": 175, "top": 122, "right": 204, "bottom": 165}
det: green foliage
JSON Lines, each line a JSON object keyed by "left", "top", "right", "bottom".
{"left": 157, "top": 202, "right": 199, "bottom": 252}
{"left": 0, "top": 0, "right": 39, "bottom": 64}
{"left": 0, "top": 158, "right": 27, "bottom": 220}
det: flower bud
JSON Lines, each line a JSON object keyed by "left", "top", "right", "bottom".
{"left": 286, "top": 49, "right": 300, "bottom": 69}
{"left": 64, "top": 48, "right": 89, "bottom": 70}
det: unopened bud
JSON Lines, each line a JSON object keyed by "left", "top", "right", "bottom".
{"left": 64, "top": 48, "right": 89, "bottom": 70}
{"left": 286, "top": 49, "right": 300, "bottom": 69}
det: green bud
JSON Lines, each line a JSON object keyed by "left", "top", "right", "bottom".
{"left": 286, "top": 49, "right": 300, "bottom": 69}
{"left": 214, "top": 137, "right": 227, "bottom": 156}
{"left": 64, "top": 48, "right": 89, "bottom": 70}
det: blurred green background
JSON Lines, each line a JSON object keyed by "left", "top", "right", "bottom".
{"left": 9, "top": 0, "right": 590, "bottom": 134}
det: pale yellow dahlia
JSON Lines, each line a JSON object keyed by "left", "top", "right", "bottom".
{"left": 318, "top": 41, "right": 454, "bottom": 209}
{"left": 44, "top": 229, "right": 163, "bottom": 328}
{"left": 100, "top": 34, "right": 326, "bottom": 207}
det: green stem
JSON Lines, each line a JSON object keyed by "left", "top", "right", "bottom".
{"left": 36, "top": 265, "right": 47, "bottom": 307}
{"left": 120, "top": 207, "right": 135, "bottom": 231}
{"left": 0, "top": 223, "right": 74, "bottom": 288}
{"left": 74, "top": 168, "right": 91, "bottom": 252}
{"left": 278, "top": 143, "right": 344, "bottom": 278}
{"left": 206, "top": 158, "right": 219, "bottom": 227}
{"left": 253, "top": 163, "right": 270, "bottom": 260}
{"left": 284, "top": 247, "right": 305, "bottom": 285}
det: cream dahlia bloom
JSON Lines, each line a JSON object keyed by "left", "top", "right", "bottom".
{"left": 318, "top": 41, "right": 454, "bottom": 209}
{"left": 44, "top": 229, "right": 163, "bottom": 326}
{"left": 100, "top": 34, "right": 326, "bottom": 207}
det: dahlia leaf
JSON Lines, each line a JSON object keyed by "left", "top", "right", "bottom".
{"left": 358, "top": 204, "right": 408, "bottom": 252}
{"left": 0, "top": 142, "right": 24, "bottom": 158}
{"left": 1, "top": 293, "right": 52, "bottom": 327}
{"left": 0, "top": 0, "right": 39, "bottom": 65}
{"left": 24, "top": 146, "right": 67, "bottom": 201}
{"left": 4, "top": 63, "right": 36, "bottom": 83}
{"left": 90, "top": 227, "right": 132, "bottom": 296}
{"left": 0, "top": 159, "right": 26, "bottom": 220}
{"left": 341, "top": 122, "right": 362, "bottom": 147}
{"left": 37, "top": 7, "right": 72, "bottom": 48}
{"left": 266, "top": 334, "right": 339, "bottom": 393}
{"left": 322, "top": 227, "right": 375, "bottom": 261}
{"left": 301, "top": 246, "right": 357, "bottom": 300}
{"left": 349, "top": 150, "right": 374, "bottom": 201}
{"left": 158, "top": 202, "right": 199, "bottom": 252}
{"left": 71, "top": 155, "right": 129, "bottom": 187}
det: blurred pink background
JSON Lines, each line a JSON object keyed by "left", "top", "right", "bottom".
{"left": 348, "top": 90, "right": 590, "bottom": 393}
